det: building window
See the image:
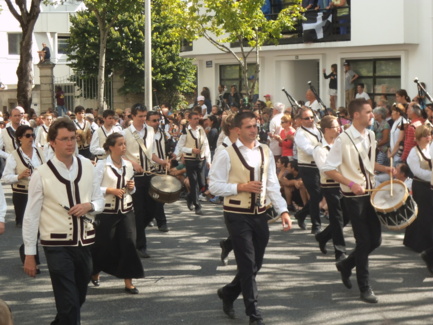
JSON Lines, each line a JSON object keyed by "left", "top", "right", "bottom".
{"left": 220, "top": 64, "right": 257, "bottom": 95}
{"left": 8, "top": 33, "right": 22, "bottom": 55}
{"left": 58, "top": 36, "right": 70, "bottom": 55}
{"left": 350, "top": 58, "right": 401, "bottom": 105}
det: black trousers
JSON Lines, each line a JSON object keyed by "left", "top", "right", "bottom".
{"left": 185, "top": 159, "right": 205, "bottom": 209}
{"left": 315, "top": 187, "right": 348, "bottom": 259}
{"left": 12, "top": 191, "right": 27, "bottom": 226}
{"left": 298, "top": 166, "right": 322, "bottom": 230}
{"left": 221, "top": 212, "right": 269, "bottom": 321}
{"left": 44, "top": 245, "right": 92, "bottom": 325}
{"left": 133, "top": 175, "right": 157, "bottom": 251}
{"left": 340, "top": 196, "right": 382, "bottom": 291}
{"left": 154, "top": 202, "right": 167, "bottom": 228}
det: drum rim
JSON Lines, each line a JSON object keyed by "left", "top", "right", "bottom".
{"left": 370, "top": 179, "right": 408, "bottom": 213}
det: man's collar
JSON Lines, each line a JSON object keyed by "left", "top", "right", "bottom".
{"left": 235, "top": 138, "right": 260, "bottom": 149}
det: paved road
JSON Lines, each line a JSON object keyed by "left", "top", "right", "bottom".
{"left": 1, "top": 184, "right": 432, "bottom": 325}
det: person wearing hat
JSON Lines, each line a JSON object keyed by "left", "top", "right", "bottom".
{"left": 264, "top": 94, "right": 273, "bottom": 108}
{"left": 344, "top": 62, "right": 359, "bottom": 107}
{"left": 197, "top": 95, "right": 207, "bottom": 117}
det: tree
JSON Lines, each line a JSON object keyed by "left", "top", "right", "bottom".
{"left": 4, "top": 0, "right": 43, "bottom": 110}
{"left": 82, "top": 0, "right": 141, "bottom": 112}
{"left": 67, "top": 0, "right": 196, "bottom": 109}
{"left": 177, "top": 0, "right": 303, "bottom": 102}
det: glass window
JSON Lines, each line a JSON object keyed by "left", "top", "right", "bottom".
{"left": 349, "top": 58, "right": 401, "bottom": 106}
{"left": 220, "top": 64, "right": 257, "bottom": 94}
{"left": 8, "top": 33, "right": 22, "bottom": 55}
{"left": 58, "top": 36, "right": 69, "bottom": 55}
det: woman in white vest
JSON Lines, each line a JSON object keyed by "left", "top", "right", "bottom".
{"left": 35, "top": 113, "right": 52, "bottom": 148}
{"left": 1, "top": 125, "right": 45, "bottom": 269}
{"left": 403, "top": 125, "right": 433, "bottom": 253}
{"left": 91, "top": 133, "right": 144, "bottom": 294}
{"left": 388, "top": 103, "right": 408, "bottom": 166}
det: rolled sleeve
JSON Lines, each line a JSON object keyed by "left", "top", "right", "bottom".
{"left": 208, "top": 150, "right": 238, "bottom": 197}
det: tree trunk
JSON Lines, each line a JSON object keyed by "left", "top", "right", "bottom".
{"left": 97, "top": 23, "right": 109, "bottom": 112}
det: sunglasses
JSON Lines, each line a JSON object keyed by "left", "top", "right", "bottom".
{"left": 23, "top": 133, "right": 35, "bottom": 138}
{"left": 302, "top": 116, "right": 314, "bottom": 120}
{"left": 151, "top": 119, "right": 160, "bottom": 122}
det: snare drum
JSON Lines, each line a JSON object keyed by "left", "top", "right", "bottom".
{"left": 148, "top": 175, "right": 182, "bottom": 203}
{"left": 370, "top": 180, "right": 418, "bottom": 231}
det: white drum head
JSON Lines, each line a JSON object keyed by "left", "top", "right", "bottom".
{"left": 371, "top": 181, "right": 406, "bottom": 210}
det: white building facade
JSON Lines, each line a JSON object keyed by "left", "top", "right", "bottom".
{"left": 182, "top": 0, "right": 433, "bottom": 109}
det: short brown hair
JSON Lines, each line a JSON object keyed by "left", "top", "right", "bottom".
{"left": 48, "top": 117, "right": 76, "bottom": 142}
{"left": 320, "top": 115, "right": 337, "bottom": 130}
{"left": 348, "top": 98, "right": 369, "bottom": 119}
{"left": 415, "top": 124, "right": 432, "bottom": 141}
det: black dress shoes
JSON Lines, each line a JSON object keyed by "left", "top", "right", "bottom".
{"left": 360, "top": 287, "right": 378, "bottom": 303}
{"left": 158, "top": 224, "right": 169, "bottom": 232}
{"left": 420, "top": 251, "right": 433, "bottom": 274}
{"left": 137, "top": 249, "right": 150, "bottom": 258}
{"left": 186, "top": 196, "right": 194, "bottom": 211}
{"left": 335, "top": 253, "right": 347, "bottom": 262}
{"left": 125, "top": 287, "right": 139, "bottom": 294}
{"left": 217, "top": 288, "right": 235, "bottom": 319}
{"left": 91, "top": 278, "right": 100, "bottom": 287}
{"left": 336, "top": 260, "right": 352, "bottom": 289}
{"left": 294, "top": 211, "right": 307, "bottom": 230}
{"left": 249, "top": 319, "right": 265, "bottom": 325}
{"left": 311, "top": 227, "right": 322, "bottom": 235}
{"left": 195, "top": 207, "right": 203, "bottom": 215}
{"left": 315, "top": 233, "right": 327, "bottom": 254}
{"left": 220, "top": 240, "right": 229, "bottom": 266}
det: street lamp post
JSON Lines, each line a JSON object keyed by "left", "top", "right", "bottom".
{"left": 144, "top": 0, "right": 152, "bottom": 110}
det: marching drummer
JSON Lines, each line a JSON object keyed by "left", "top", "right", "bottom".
{"left": 322, "top": 99, "right": 394, "bottom": 304}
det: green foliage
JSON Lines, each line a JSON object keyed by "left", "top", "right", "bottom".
{"left": 67, "top": 0, "right": 196, "bottom": 108}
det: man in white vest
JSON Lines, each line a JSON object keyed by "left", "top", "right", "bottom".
{"left": 174, "top": 111, "right": 211, "bottom": 215}
{"left": 90, "top": 109, "right": 123, "bottom": 160}
{"left": 209, "top": 111, "right": 291, "bottom": 325}
{"left": 323, "top": 98, "right": 394, "bottom": 304}
{"left": 294, "top": 107, "right": 323, "bottom": 234}
{"left": 23, "top": 117, "right": 104, "bottom": 324}
{"left": 0, "top": 107, "right": 22, "bottom": 160}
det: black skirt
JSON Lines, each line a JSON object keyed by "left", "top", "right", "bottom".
{"left": 403, "top": 180, "right": 433, "bottom": 253}
{"left": 92, "top": 211, "right": 144, "bottom": 279}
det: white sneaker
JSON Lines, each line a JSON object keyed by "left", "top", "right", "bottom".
{"left": 198, "top": 194, "right": 208, "bottom": 202}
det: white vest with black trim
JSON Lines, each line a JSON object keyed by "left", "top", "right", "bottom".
{"left": 414, "top": 146, "right": 432, "bottom": 183}
{"left": 223, "top": 143, "right": 270, "bottom": 214}
{"left": 95, "top": 127, "right": 109, "bottom": 160}
{"left": 124, "top": 125, "right": 154, "bottom": 176}
{"left": 74, "top": 120, "right": 91, "bottom": 149}
{"left": 101, "top": 160, "right": 134, "bottom": 214}
{"left": 152, "top": 129, "right": 166, "bottom": 173}
{"left": 184, "top": 127, "right": 206, "bottom": 160}
{"left": 11, "top": 147, "right": 45, "bottom": 194}
{"left": 37, "top": 157, "right": 95, "bottom": 246}
{"left": 339, "top": 128, "right": 376, "bottom": 197}
{"left": 1, "top": 126, "right": 17, "bottom": 154}
{"left": 38, "top": 125, "right": 49, "bottom": 147}
{"left": 297, "top": 126, "right": 321, "bottom": 168}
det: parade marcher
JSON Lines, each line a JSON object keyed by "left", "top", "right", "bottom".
{"left": 147, "top": 110, "right": 171, "bottom": 232}
{"left": 35, "top": 113, "right": 52, "bottom": 148}
{"left": 313, "top": 116, "right": 348, "bottom": 261}
{"left": 0, "top": 185, "right": 6, "bottom": 235}
{"left": 323, "top": 98, "right": 394, "bottom": 303}
{"left": 23, "top": 117, "right": 104, "bottom": 324}
{"left": 209, "top": 111, "right": 291, "bottom": 325}
{"left": 174, "top": 112, "right": 211, "bottom": 215}
{"left": 0, "top": 108, "right": 22, "bottom": 161}
{"left": 294, "top": 107, "right": 323, "bottom": 234}
{"left": 73, "top": 105, "right": 92, "bottom": 158}
{"left": 403, "top": 125, "right": 432, "bottom": 253}
{"left": 90, "top": 109, "right": 123, "bottom": 160}
{"left": 421, "top": 135, "right": 433, "bottom": 274}
{"left": 91, "top": 133, "right": 144, "bottom": 294}
{"left": 124, "top": 104, "right": 162, "bottom": 258}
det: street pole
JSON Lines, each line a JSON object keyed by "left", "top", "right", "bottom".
{"left": 144, "top": 0, "right": 152, "bottom": 110}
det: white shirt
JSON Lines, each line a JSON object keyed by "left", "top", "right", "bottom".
{"left": 407, "top": 146, "right": 431, "bottom": 182}
{"left": 174, "top": 125, "right": 211, "bottom": 162}
{"left": 306, "top": 99, "right": 322, "bottom": 113}
{"left": 269, "top": 113, "right": 284, "bottom": 155}
{"left": 90, "top": 125, "right": 123, "bottom": 156}
{"left": 322, "top": 125, "right": 371, "bottom": 172}
{"left": 313, "top": 138, "right": 333, "bottom": 171}
{"left": 0, "top": 125, "right": 17, "bottom": 159}
{"left": 23, "top": 156, "right": 104, "bottom": 255}
{"left": 35, "top": 124, "right": 49, "bottom": 148}
{"left": 294, "top": 125, "right": 322, "bottom": 156}
{"left": 94, "top": 155, "right": 136, "bottom": 196}
{"left": 389, "top": 116, "right": 404, "bottom": 152}
{"left": 0, "top": 185, "right": 6, "bottom": 223}
{"left": 1, "top": 147, "right": 44, "bottom": 184}
{"left": 355, "top": 92, "right": 370, "bottom": 100}
{"left": 208, "top": 139, "right": 288, "bottom": 216}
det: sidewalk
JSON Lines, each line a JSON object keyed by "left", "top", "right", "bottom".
{"left": 0, "top": 184, "right": 432, "bottom": 325}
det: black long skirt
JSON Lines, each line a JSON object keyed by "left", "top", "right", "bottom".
{"left": 403, "top": 180, "right": 433, "bottom": 253}
{"left": 92, "top": 211, "right": 144, "bottom": 279}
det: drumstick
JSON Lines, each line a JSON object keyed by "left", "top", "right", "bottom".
{"left": 389, "top": 157, "right": 393, "bottom": 196}
{"left": 165, "top": 157, "right": 169, "bottom": 176}
{"left": 364, "top": 188, "right": 391, "bottom": 192}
